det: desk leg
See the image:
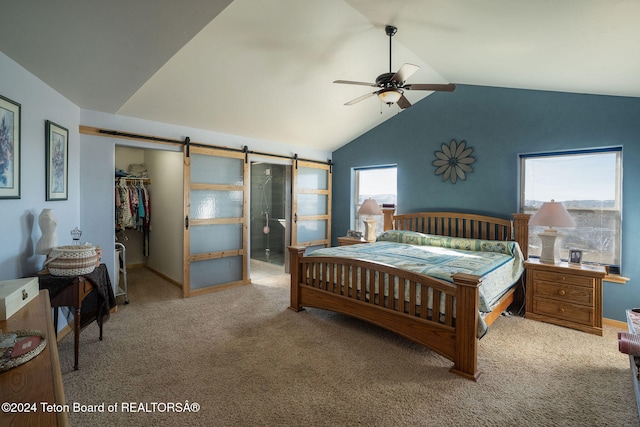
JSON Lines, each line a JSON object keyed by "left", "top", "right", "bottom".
{"left": 74, "top": 307, "right": 80, "bottom": 370}
{"left": 54, "top": 309, "right": 59, "bottom": 338}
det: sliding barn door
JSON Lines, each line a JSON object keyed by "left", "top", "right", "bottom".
{"left": 291, "top": 160, "right": 332, "bottom": 250}
{"left": 183, "top": 146, "right": 249, "bottom": 297}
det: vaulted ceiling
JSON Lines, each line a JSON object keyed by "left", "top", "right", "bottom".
{"left": 1, "top": 0, "right": 638, "bottom": 152}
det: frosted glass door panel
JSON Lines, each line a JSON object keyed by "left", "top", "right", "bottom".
{"left": 191, "top": 190, "right": 243, "bottom": 219}
{"left": 292, "top": 160, "right": 331, "bottom": 249}
{"left": 297, "top": 220, "right": 327, "bottom": 242}
{"left": 184, "top": 146, "right": 248, "bottom": 297}
{"left": 190, "top": 257, "right": 243, "bottom": 290}
{"left": 297, "top": 194, "right": 328, "bottom": 216}
{"left": 190, "top": 224, "right": 242, "bottom": 253}
{"left": 191, "top": 154, "right": 243, "bottom": 185}
{"left": 297, "top": 166, "right": 328, "bottom": 190}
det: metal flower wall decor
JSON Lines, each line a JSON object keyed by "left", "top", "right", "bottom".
{"left": 432, "top": 139, "right": 476, "bottom": 184}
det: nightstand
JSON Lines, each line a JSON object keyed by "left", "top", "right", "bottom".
{"left": 525, "top": 258, "right": 606, "bottom": 336}
{"left": 337, "top": 236, "right": 368, "bottom": 246}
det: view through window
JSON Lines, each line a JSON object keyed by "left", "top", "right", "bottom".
{"left": 520, "top": 148, "right": 622, "bottom": 268}
{"left": 354, "top": 166, "right": 397, "bottom": 235}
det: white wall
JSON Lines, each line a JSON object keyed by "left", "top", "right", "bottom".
{"left": 79, "top": 134, "right": 116, "bottom": 285}
{"left": 0, "top": 51, "right": 80, "bottom": 280}
{"left": 145, "top": 149, "right": 183, "bottom": 283}
{"left": 115, "top": 147, "right": 145, "bottom": 172}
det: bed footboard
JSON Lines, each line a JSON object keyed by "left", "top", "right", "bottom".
{"left": 288, "top": 246, "right": 483, "bottom": 381}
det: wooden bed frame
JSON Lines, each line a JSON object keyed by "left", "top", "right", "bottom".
{"left": 289, "top": 211, "right": 530, "bottom": 381}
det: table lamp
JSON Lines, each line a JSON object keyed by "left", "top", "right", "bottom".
{"left": 357, "top": 198, "right": 382, "bottom": 242}
{"left": 529, "top": 199, "right": 576, "bottom": 263}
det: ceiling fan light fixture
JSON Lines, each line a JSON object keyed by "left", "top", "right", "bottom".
{"left": 335, "top": 25, "right": 453, "bottom": 108}
{"left": 378, "top": 88, "right": 402, "bottom": 104}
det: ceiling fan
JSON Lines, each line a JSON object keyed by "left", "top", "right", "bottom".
{"left": 334, "top": 25, "right": 455, "bottom": 109}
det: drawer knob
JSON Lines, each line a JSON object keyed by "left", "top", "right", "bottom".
{"left": 558, "top": 307, "right": 565, "bottom": 313}
{"left": 558, "top": 290, "right": 566, "bottom": 296}
{"left": 561, "top": 276, "right": 566, "bottom": 281}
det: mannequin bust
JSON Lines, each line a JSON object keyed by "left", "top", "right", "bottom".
{"left": 36, "top": 208, "right": 58, "bottom": 255}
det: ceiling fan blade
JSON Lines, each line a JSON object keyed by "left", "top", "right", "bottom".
{"left": 397, "top": 95, "right": 412, "bottom": 109}
{"left": 344, "top": 91, "right": 377, "bottom": 106}
{"left": 334, "top": 80, "right": 377, "bottom": 87}
{"left": 391, "top": 63, "right": 419, "bottom": 84}
{"left": 404, "top": 83, "right": 456, "bottom": 92}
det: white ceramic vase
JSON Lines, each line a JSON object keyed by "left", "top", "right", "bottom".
{"left": 36, "top": 208, "right": 58, "bottom": 255}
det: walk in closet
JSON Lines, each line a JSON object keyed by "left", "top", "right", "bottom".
{"left": 114, "top": 146, "right": 183, "bottom": 293}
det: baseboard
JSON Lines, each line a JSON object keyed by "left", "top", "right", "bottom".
{"left": 604, "top": 317, "right": 627, "bottom": 330}
{"left": 144, "top": 266, "right": 183, "bottom": 290}
{"left": 123, "top": 264, "right": 183, "bottom": 290}
{"left": 56, "top": 323, "right": 73, "bottom": 343}
{"left": 126, "top": 263, "right": 146, "bottom": 269}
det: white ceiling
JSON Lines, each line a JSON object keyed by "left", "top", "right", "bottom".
{"left": 1, "top": 0, "right": 638, "bottom": 152}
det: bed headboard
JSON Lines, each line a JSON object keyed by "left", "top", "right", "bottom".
{"left": 382, "top": 210, "right": 531, "bottom": 259}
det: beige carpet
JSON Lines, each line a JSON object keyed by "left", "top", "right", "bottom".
{"left": 58, "top": 267, "right": 639, "bottom": 426}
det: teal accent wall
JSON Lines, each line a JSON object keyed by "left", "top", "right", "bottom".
{"left": 332, "top": 84, "right": 640, "bottom": 321}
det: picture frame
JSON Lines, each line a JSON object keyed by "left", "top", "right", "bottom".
{"left": 569, "top": 248, "right": 583, "bottom": 264}
{"left": 347, "top": 229, "right": 363, "bottom": 238}
{"left": 0, "top": 94, "right": 21, "bottom": 199}
{"left": 45, "top": 120, "right": 69, "bottom": 201}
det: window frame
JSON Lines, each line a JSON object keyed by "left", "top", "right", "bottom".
{"left": 353, "top": 165, "right": 397, "bottom": 233}
{"left": 519, "top": 147, "right": 622, "bottom": 270}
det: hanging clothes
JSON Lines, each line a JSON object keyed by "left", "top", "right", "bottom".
{"left": 115, "top": 178, "right": 152, "bottom": 255}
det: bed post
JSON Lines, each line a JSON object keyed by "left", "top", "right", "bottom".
{"left": 382, "top": 207, "right": 395, "bottom": 231}
{"left": 450, "top": 273, "right": 483, "bottom": 381}
{"left": 512, "top": 213, "right": 531, "bottom": 260}
{"left": 288, "top": 246, "right": 306, "bottom": 312}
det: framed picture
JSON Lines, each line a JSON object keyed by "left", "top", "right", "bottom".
{"left": 569, "top": 249, "right": 583, "bottom": 264}
{"left": 347, "top": 229, "right": 363, "bottom": 238}
{"left": 45, "top": 120, "right": 69, "bottom": 201}
{"left": 0, "top": 94, "right": 21, "bottom": 199}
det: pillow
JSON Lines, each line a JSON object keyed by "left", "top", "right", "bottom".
{"left": 377, "top": 230, "right": 517, "bottom": 256}
{"left": 376, "top": 230, "right": 431, "bottom": 244}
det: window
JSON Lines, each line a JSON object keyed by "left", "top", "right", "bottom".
{"left": 520, "top": 148, "right": 622, "bottom": 269}
{"left": 354, "top": 166, "right": 397, "bottom": 234}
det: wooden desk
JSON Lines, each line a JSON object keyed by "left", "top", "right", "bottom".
{"left": 0, "top": 290, "right": 69, "bottom": 427}
{"left": 49, "top": 275, "right": 97, "bottom": 371}
{"left": 39, "top": 264, "right": 113, "bottom": 370}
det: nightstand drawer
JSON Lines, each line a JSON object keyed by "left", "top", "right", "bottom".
{"left": 532, "top": 297, "right": 594, "bottom": 326}
{"left": 532, "top": 270, "right": 593, "bottom": 287}
{"left": 532, "top": 280, "right": 594, "bottom": 306}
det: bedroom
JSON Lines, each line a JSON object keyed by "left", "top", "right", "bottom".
{"left": 1, "top": 1, "right": 636, "bottom": 312}
{"left": 1, "top": 0, "right": 640, "bottom": 423}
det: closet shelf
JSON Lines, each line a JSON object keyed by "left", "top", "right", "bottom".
{"left": 116, "top": 177, "right": 152, "bottom": 184}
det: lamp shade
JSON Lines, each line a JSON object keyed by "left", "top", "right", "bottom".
{"left": 529, "top": 199, "right": 576, "bottom": 228}
{"left": 378, "top": 89, "right": 402, "bottom": 104}
{"left": 357, "top": 198, "right": 382, "bottom": 216}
